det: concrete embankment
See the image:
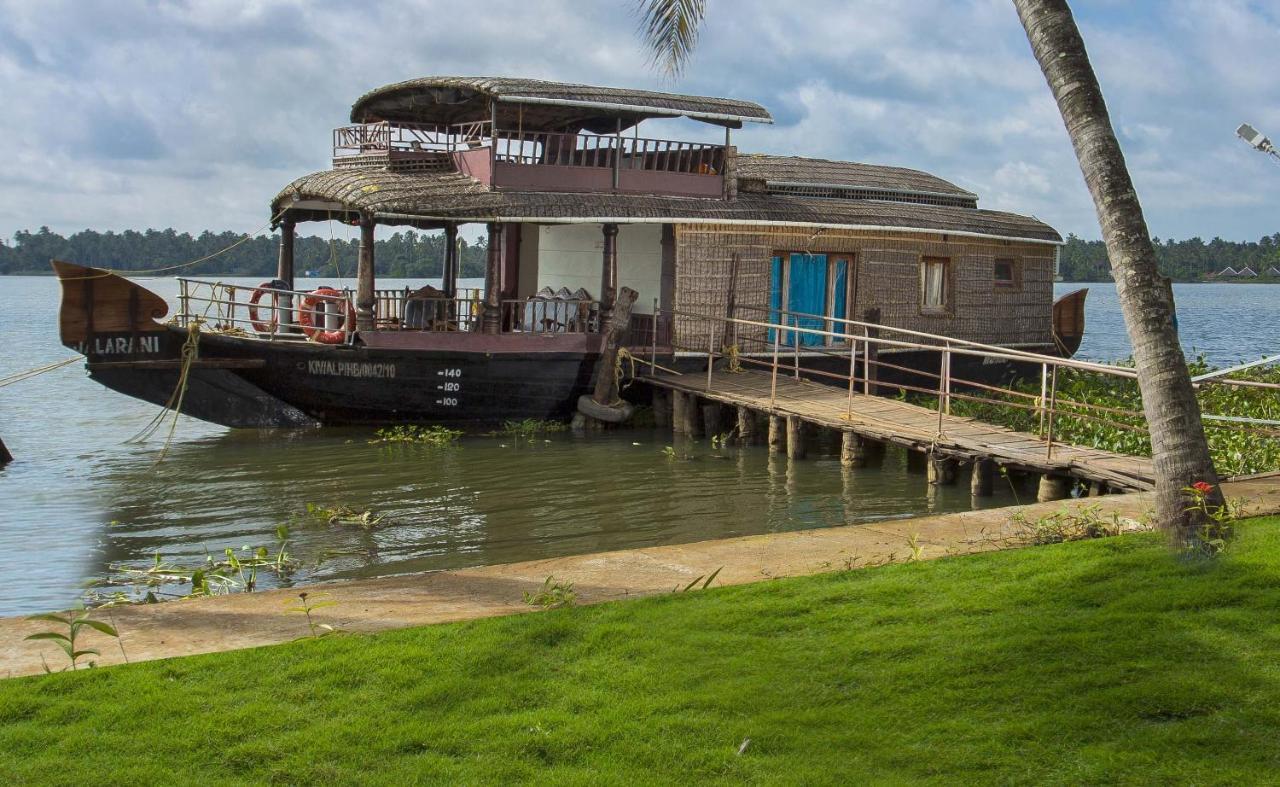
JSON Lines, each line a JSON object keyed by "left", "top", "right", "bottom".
{"left": 4, "top": 475, "right": 1279, "bottom": 679}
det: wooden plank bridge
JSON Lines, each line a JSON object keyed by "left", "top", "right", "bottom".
{"left": 642, "top": 368, "right": 1155, "bottom": 493}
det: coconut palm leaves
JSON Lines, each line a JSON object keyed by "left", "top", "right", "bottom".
{"left": 635, "top": 0, "right": 706, "bottom": 78}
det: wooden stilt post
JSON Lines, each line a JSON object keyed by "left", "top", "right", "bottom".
{"left": 356, "top": 214, "right": 376, "bottom": 333}
{"left": 652, "top": 388, "right": 671, "bottom": 428}
{"left": 737, "top": 406, "right": 757, "bottom": 445}
{"left": 672, "top": 390, "right": 690, "bottom": 435}
{"left": 970, "top": 459, "right": 995, "bottom": 497}
{"left": 927, "top": 454, "right": 958, "bottom": 485}
{"left": 840, "top": 431, "right": 867, "bottom": 468}
{"left": 1088, "top": 480, "right": 1107, "bottom": 497}
{"left": 702, "top": 402, "right": 723, "bottom": 438}
{"left": 786, "top": 416, "right": 807, "bottom": 459}
{"left": 768, "top": 415, "right": 784, "bottom": 454}
{"left": 1037, "top": 474, "right": 1071, "bottom": 502}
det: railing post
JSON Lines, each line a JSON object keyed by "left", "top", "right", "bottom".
{"left": 943, "top": 343, "right": 952, "bottom": 416}
{"left": 651, "top": 298, "right": 658, "bottom": 370}
{"left": 846, "top": 339, "right": 857, "bottom": 418}
{"left": 1038, "top": 362, "right": 1049, "bottom": 438}
{"left": 792, "top": 316, "right": 801, "bottom": 380}
{"left": 1045, "top": 365, "right": 1059, "bottom": 460}
{"left": 706, "top": 318, "right": 716, "bottom": 392}
{"left": 770, "top": 325, "right": 781, "bottom": 409}
{"left": 862, "top": 327, "right": 871, "bottom": 396}
{"left": 936, "top": 345, "right": 947, "bottom": 438}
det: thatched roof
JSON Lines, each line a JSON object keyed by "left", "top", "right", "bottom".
{"left": 273, "top": 167, "right": 1060, "bottom": 244}
{"left": 737, "top": 154, "right": 978, "bottom": 207}
{"left": 350, "top": 77, "right": 773, "bottom": 133}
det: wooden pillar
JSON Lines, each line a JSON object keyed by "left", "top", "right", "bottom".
{"left": 1037, "top": 474, "right": 1071, "bottom": 503}
{"left": 702, "top": 402, "right": 723, "bottom": 438}
{"left": 590, "top": 287, "right": 639, "bottom": 409}
{"left": 276, "top": 218, "right": 295, "bottom": 288}
{"left": 442, "top": 222, "right": 459, "bottom": 298}
{"left": 600, "top": 223, "right": 619, "bottom": 317}
{"left": 970, "top": 459, "right": 995, "bottom": 497}
{"left": 356, "top": 215, "right": 376, "bottom": 333}
{"left": 652, "top": 389, "right": 671, "bottom": 428}
{"left": 767, "top": 415, "right": 784, "bottom": 454}
{"left": 482, "top": 222, "right": 502, "bottom": 334}
{"left": 671, "top": 390, "right": 690, "bottom": 435}
{"left": 840, "top": 431, "right": 867, "bottom": 468}
{"left": 1088, "top": 480, "right": 1108, "bottom": 497}
{"left": 737, "top": 406, "right": 758, "bottom": 445}
{"left": 927, "top": 454, "right": 958, "bottom": 485}
{"left": 786, "top": 416, "right": 807, "bottom": 459}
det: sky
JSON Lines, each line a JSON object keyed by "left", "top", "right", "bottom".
{"left": 1, "top": 0, "right": 1279, "bottom": 243}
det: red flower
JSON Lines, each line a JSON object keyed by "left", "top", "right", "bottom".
{"left": 1192, "top": 481, "right": 1214, "bottom": 494}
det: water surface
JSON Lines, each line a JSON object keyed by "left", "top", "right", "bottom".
{"left": 0, "top": 276, "right": 1273, "bottom": 614}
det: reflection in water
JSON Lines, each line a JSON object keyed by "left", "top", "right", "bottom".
{"left": 77, "top": 428, "right": 1028, "bottom": 607}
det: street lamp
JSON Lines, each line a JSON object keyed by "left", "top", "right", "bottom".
{"left": 1237, "top": 123, "right": 1280, "bottom": 162}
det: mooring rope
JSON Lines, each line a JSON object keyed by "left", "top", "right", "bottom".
{"left": 0, "top": 357, "right": 80, "bottom": 388}
{"left": 127, "top": 320, "right": 201, "bottom": 464}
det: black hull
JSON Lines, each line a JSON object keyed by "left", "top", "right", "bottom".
{"left": 84, "top": 328, "right": 601, "bottom": 428}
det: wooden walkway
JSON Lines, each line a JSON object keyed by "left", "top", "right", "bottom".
{"left": 644, "top": 369, "right": 1155, "bottom": 491}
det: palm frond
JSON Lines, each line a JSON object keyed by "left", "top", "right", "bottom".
{"left": 635, "top": 0, "right": 707, "bottom": 79}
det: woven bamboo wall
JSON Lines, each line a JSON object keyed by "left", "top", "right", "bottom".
{"left": 673, "top": 223, "right": 1056, "bottom": 352}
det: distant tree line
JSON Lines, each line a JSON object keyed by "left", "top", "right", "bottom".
{"left": 6, "top": 225, "right": 1280, "bottom": 283}
{"left": 1058, "top": 233, "right": 1280, "bottom": 282}
{"left": 0, "top": 226, "right": 490, "bottom": 278}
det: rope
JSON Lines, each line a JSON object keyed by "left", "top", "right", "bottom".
{"left": 56, "top": 210, "right": 288, "bottom": 281}
{"left": 127, "top": 320, "right": 201, "bottom": 464}
{"left": 723, "top": 343, "right": 744, "bottom": 373}
{"left": 613, "top": 347, "right": 638, "bottom": 404}
{"left": 0, "top": 357, "right": 80, "bottom": 387}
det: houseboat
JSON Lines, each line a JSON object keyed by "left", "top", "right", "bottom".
{"left": 54, "top": 76, "right": 1082, "bottom": 428}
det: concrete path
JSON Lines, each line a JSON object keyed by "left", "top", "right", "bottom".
{"left": 4, "top": 475, "right": 1279, "bottom": 679}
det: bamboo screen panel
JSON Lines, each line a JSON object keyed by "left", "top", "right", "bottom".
{"left": 673, "top": 223, "right": 1055, "bottom": 353}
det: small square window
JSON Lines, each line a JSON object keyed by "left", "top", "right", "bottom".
{"left": 994, "top": 258, "right": 1020, "bottom": 289}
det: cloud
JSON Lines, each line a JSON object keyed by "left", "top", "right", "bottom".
{"left": 0, "top": 0, "right": 1277, "bottom": 243}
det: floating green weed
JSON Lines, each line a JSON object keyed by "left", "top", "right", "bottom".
{"left": 369, "top": 425, "right": 463, "bottom": 445}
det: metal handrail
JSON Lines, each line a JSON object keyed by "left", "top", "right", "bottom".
{"left": 658, "top": 306, "right": 1280, "bottom": 457}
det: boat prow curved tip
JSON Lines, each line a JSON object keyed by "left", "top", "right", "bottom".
{"left": 50, "top": 259, "right": 170, "bottom": 351}
{"left": 1052, "top": 287, "right": 1088, "bottom": 357}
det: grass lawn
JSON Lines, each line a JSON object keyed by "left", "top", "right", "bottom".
{"left": 5, "top": 519, "right": 1280, "bottom": 784}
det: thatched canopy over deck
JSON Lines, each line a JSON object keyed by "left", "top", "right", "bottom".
{"left": 350, "top": 76, "right": 773, "bottom": 133}
{"left": 272, "top": 164, "right": 1061, "bottom": 244}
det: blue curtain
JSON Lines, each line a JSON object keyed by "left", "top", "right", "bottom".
{"left": 788, "top": 254, "right": 827, "bottom": 346}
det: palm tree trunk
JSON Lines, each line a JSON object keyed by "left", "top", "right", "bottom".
{"left": 1013, "top": 0, "right": 1223, "bottom": 546}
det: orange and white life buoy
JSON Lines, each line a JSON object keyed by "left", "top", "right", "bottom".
{"left": 248, "top": 279, "right": 289, "bottom": 333}
{"left": 297, "top": 287, "right": 356, "bottom": 344}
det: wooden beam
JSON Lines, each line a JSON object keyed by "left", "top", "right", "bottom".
{"left": 443, "top": 222, "right": 459, "bottom": 298}
{"left": 483, "top": 222, "right": 502, "bottom": 334}
{"left": 356, "top": 215, "right": 376, "bottom": 333}
{"left": 601, "top": 222, "right": 619, "bottom": 316}
{"left": 276, "top": 219, "right": 295, "bottom": 289}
